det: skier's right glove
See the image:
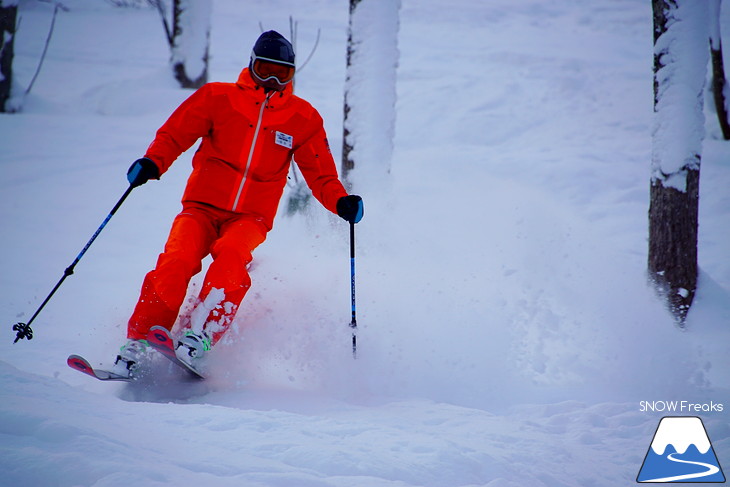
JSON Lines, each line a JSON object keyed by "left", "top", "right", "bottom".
{"left": 127, "top": 157, "right": 160, "bottom": 188}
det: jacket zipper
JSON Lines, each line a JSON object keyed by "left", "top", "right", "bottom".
{"left": 232, "top": 91, "right": 273, "bottom": 211}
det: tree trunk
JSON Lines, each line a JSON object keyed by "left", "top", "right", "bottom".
{"left": 341, "top": 0, "right": 360, "bottom": 186}
{"left": 648, "top": 171, "right": 699, "bottom": 323}
{"left": 649, "top": 0, "right": 707, "bottom": 325}
{"left": 170, "top": 0, "right": 210, "bottom": 89}
{"left": 0, "top": 1, "right": 18, "bottom": 113}
{"left": 342, "top": 0, "right": 400, "bottom": 190}
{"left": 709, "top": 0, "right": 730, "bottom": 139}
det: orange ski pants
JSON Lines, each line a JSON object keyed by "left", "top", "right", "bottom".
{"left": 127, "top": 203, "right": 267, "bottom": 345}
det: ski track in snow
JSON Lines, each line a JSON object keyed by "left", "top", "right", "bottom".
{"left": 1, "top": 0, "right": 729, "bottom": 486}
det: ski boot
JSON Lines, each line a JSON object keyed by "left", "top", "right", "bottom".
{"left": 111, "top": 339, "right": 148, "bottom": 379}
{"left": 174, "top": 330, "right": 211, "bottom": 367}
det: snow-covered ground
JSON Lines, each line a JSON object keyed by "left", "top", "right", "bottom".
{"left": 1, "top": 0, "right": 728, "bottom": 485}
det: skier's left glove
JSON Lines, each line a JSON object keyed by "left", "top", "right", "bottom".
{"left": 337, "top": 195, "right": 364, "bottom": 223}
{"left": 127, "top": 157, "right": 160, "bottom": 188}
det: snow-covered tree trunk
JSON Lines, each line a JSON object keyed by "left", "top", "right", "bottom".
{"left": 709, "top": 0, "right": 730, "bottom": 139}
{"left": 170, "top": 0, "right": 210, "bottom": 89}
{"left": 649, "top": 0, "right": 708, "bottom": 325}
{"left": 342, "top": 0, "right": 400, "bottom": 191}
{"left": 0, "top": 0, "right": 18, "bottom": 113}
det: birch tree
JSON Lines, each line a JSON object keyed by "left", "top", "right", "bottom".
{"left": 649, "top": 0, "right": 708, "bottom": 324}
{"left": 151, "top": 0, "right": 211, "bottom": 89}
{"left": 342, "top": 0, "right": 400, "bottom": 191}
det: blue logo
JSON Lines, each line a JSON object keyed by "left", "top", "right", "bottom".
{"left": 637, "top": 416, "right": 726, "bottom": 483}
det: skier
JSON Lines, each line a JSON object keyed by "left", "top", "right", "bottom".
{"left": 111, "top": 31, "right": 363, "bottom": 378}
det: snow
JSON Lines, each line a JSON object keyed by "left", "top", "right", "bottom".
{"left": 343, "top": 0, "right": 400, "bottom": 192}
{"left": 190, "top": 287, "right": 227, "bottom": 337}
{"left": 1, "top": 0, "right": 729, "bottom": 486}
{"left": 170, "top": 0, "right": 211, "bottom": 83}
{"left": 711, "top": 0, "right": 723, "bottom": 50}
{"left": 651, "top": 0, "right": 709, "bottom": 191}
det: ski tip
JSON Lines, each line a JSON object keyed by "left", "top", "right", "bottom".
{"left": 67, "top": 354, "right": 92, "bottom": 373}
{"left": 67, "top": 354, "right": 131, "bottom": 381}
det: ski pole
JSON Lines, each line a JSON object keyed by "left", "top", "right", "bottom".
{"left": 349, "top": 221, "right": 357, "bottom": 358}
{"left": 12, "top": 184, "right": 135, "bottom": 343}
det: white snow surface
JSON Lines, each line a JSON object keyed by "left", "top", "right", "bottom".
{"left": 1, "top": 1, "right": 729, "bottom": 486}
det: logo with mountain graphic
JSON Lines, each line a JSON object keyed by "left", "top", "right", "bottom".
{"left": 637, "top": 416, "right": 726, "bottom": 483}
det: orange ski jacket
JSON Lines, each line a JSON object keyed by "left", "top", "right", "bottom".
{"left": 144, "top": 68, "right": 348, "bottom": 231}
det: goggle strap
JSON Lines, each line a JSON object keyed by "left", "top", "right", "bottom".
{"left": 251, "top": 51, "right": 295, "bottom": 68}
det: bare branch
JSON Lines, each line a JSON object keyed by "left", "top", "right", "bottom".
{"left": 297, "top": 28, "right": 320, "bottom": 73}
{"left": 148, "top": 0, "right": 173, "bottom": 47}
{"left": 25, "top": 2, "right": 63, "bottom": 96}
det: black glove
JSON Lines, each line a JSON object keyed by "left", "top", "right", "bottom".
{"left": 127, "top": 157, "right": 160, "bottom": 187}
{"left": 337, "top": 195, "right": 364, "bottom": 223}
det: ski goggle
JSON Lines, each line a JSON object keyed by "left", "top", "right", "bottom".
{"left": 251, "top": 54, "right": 295, "bottom": 85}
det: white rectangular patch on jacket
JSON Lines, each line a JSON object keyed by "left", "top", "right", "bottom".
{"left": 275, "top": 131, "right": 293, "bottom": 149}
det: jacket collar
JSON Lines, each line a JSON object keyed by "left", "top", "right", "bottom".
{"left": 236, "top": 67, "right": 293, "bottom": 105}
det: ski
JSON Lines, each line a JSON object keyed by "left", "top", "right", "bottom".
{"left": 67, "top": 354, "right": 132, "bottom": 382}
{"left": 147, "top": 326, "right": 205, "bottom": 380}
{"left": 68, "top": 327, "right": 205, "bottom": 382}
